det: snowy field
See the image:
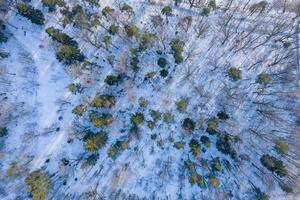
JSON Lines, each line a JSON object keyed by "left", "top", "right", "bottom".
{"left": 0, "top": 0, "right": 300, "bottom": 200}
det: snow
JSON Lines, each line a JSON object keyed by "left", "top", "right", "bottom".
{"left": 0, "top": 0, "right": 299, "bottom": 200}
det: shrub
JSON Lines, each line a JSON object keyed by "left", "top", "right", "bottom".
{"left": 254, "top": 187, "right": 269, "bottom": 200}
{"left": 160, "top": 69, "right": 168, "bottom": 78}
{"left": 89, "top": 112, "right": 113, "bottom": 128}
{"left": 161, "top": 6, "right": 172, "bottom": 18}
{"left": 91, "top": 95, "right": 115, "bottom": 108}
{"left": 163, "top": 111, "right": 173, "bottom": 123}
{"left": 211, "top": 158, "right": 222, "bottom": 171}
{"left": 6, "top": 161, "right": 19, "bottom": 176}
{"left": 107, "top": 55, "right": 115, "bottom": 66}
{"left": 138, "top": 97, "right": 148, "bottom": 108}
{"left": 0, "top": 126, "right": 8, "bottom": 137}
{"left": 130, "top": 56, "right": 140, "bottom": 71}
{"left": 202, "top": 7, "right": 210, "bottom": 16}
{"left": 174, "top": 141, "right": 185, "bottom": 149}
{"left": 72, "top": 104, "right": 87, "bottom": 116}
{"left": 176, "top": 99, "right": 188, "bottom": 112}
{"left": 25, "top": 170, "right": 51, "bottom": 200}
{"left": 168, "top": 135, "right": 175, "bottom": 143}
{"left": 206, "top": 117, "right": 219, "bottom": 134}
{"left": 216, "top": 134, "right": 237, "bottom": 159}
{"left": 68, "top": 83, "right": 82, "bottom": 94}
{"left": 182, "top": 118, "right": 195, "bottom": 132}
{"left": 150, "top": 110, "right": 161, "bottom": 122}
{"left": 260, "top": 154, "right": 288, "bottom": 177}
{"left": 157, "top": 57, "right": 167, "bottom": 68}
{"left": 116, "top": 140, "right": 129, "bottom": 150}
{"left": 209, "top": 175, "right": 220, "bottom": 188}
{"left": 170, "top": 38, "right": 185, "bottom": 64}
{"left": 131, "top": 113, "right": 144, "bottom": 126}
{"left": 42, "top": 0, "right": 65, "bottom": 11}
{"left": 81, "top": 153, "right": 99, "bottom": 169}
{"left": 104, "top": 75, "right": 120, "bottom": 85}
{"left": 217, "top": 111, "right": 229, "bottom": 120}
{"left": 147, "top": 121, "right": 155, "bottom": 129}
{"left": 16, "top": 3, "right": 45, "bottom": 25}
{"left": 102, "top": 6, "right": 114, "bottom": 16}
{"left": 0, "top": 31, "right": 8, "bottom": 43}
{"left": 280, "top": 183, "right": 293, "bottom": 193}
{"left": 189, "top": 172, "right": 204, "bottom": 188}
{"left": 107, "top": 145, "right": 118, "bottom": 158}
{"left": 257, "top": 73, "right": 272, "bottom": 85}
{"left": 124, "top": 24, "right": 140, "bottom": 38}
{"left": 275, "top": 139, "right": 289, "bottom": 154}
{"left": 209, "top": 0, "right": 217, "bottom": 9}
{"left": 139, "top": 32, "right": 156, "bottom": 50}
{"left": 56, "top": 45, "right": 85, "bottom": 65}
{"left": 121, "top": 3, "right": 133, "bottom": 14}
{"left": 108, "top": 24, "right": 119, "bottom": 35}
{"left": 228, "top": 67, "right": 242, "bottom": 81}
{"left": 189, "top": 139, "right": 201, "bottom": 156}
{"left": 102, "top": 35, "right": 111, "bottom": 47}
{"left": 84, "top": 132, "right": 108, "bottom": 152}
{"left": 200, "top": 136, "right": 211, "bottom": 148}
{"left": 151, "top": 15, "right": 163, "bottom": 27}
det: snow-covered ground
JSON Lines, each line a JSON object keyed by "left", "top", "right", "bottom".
{"left": 0, "top": 0, "right": 299, "bottom": 200}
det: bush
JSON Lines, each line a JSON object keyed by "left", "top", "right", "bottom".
{"left": 176, "top": 99, "right": 188, "bottom": 112}
{"left": 0, "top": 126, "right": 8, "bottom": 137}
{"left": 130, "top": 56, "right": 140, "bottom": 71}
{"left": 108, "top": 24, "right": 119, "bottom": 35}
{"left": 189, "top": 139, "right": 201, "bottom": 156}
{"left": 157, "top": 57, "right": 167, "bottom": 68}
{"left": 108, "top": 140, "right": 129, "bottom": 159}
{"left": 260, "top": 154, "right": 288, "bottom": 177}
{"left": 150, "top": 110, "right": 161, "bottom": 122}
{"left": 56, "top": 45, "right": 85, "bottom": 65}
{"left": 161, "top": 6, "right": 172, "bottom": 17}
{"left": 104, "top": 75, "right": 120, "bottom": 85}
{"left": 211, "top": 158, "right": 221, "bottom": 171}
{"left": 25, "top": 170, "right": 51, "bottom": 200}
{"left": 206, "top": 117, "right": 219, "bottom": 134}
{"left": 89, "top": 112, "right": 113, "bottom": 127}
{"left": 182, "top": 118, "right": 195, "bottom": 132}
{"left": 280, "top": 183, "right": 293, "bottom": 193}
{"left": 257, "top": 73, "right": 272, "bottom": 85}
{"left": 0, "top": 31, "right": 8, "bottom": 43}
{"left": 102, "top": 6, "right": 114, "bottom": 16}
{"left": 124, "top": 24, "right": 140, "bottom": 38}
{"left": 170, "top": 38, "right": 185, "bottom": 64}
{"left": 84, "top": 132, "right": 108, "bottom": 152}
{"left": 121, "top": 3, "right": 133, "bottom": 13}
{"left": 42, "top": 0, "right": 66, "bottom": 11}
{"left": 91, "top": 95, "right": 115, "bottom": 108}
{"left": 189, "top": 172, "right": 204, "bottom": 188}
{"left": 228, "top": 67, "right": 242, "bottom": 81}
{"left": 16, "top": 3, "right": 45, "bottom": 25}
{"left": 81, "top": 153, "right": 99, "bottom": 169}
{"left": 254, "top": 187, "right": 269, "bottom": 200}
{"left": 200, "top": 136, "right": 211, "bottom": 148}
{"left": 163, "top": 111, "right": 173, "bottom": 123}
{"left": 202, "top": 7, "right": 210, "bottom": 16}
{"left": 275, "top": 139, "right": 289, "bottom": 154}
{"left": 139, "top": 32, "right": 156, "bottom": 50}
{"left": 174, "top": 141, "right": 185, "bottom": 149}
{"left": 217, "top": 111, "right": 229, "bottom": 120}
{"left": 209, "top": 176, "right": 220, "bottom": 188}
{"left": 131, "top": 113, "right": 144, "bottom": 126}
{"left": 216, "top": 134, "right": 237, "bottom": 159}
{"left": 160, "top": 69, "right": 168, "bottom": 78}
{"left": 138, "top": 97, "right": 148, "bottom": 108}
{"left": 151, "top": 15, "right": 163, "bottom": 27}
{"left": 72, "top": 104, "right": 87, "bottom": 116}
{"left": 147, "top": 121, "right": 155, "bottom": 129}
